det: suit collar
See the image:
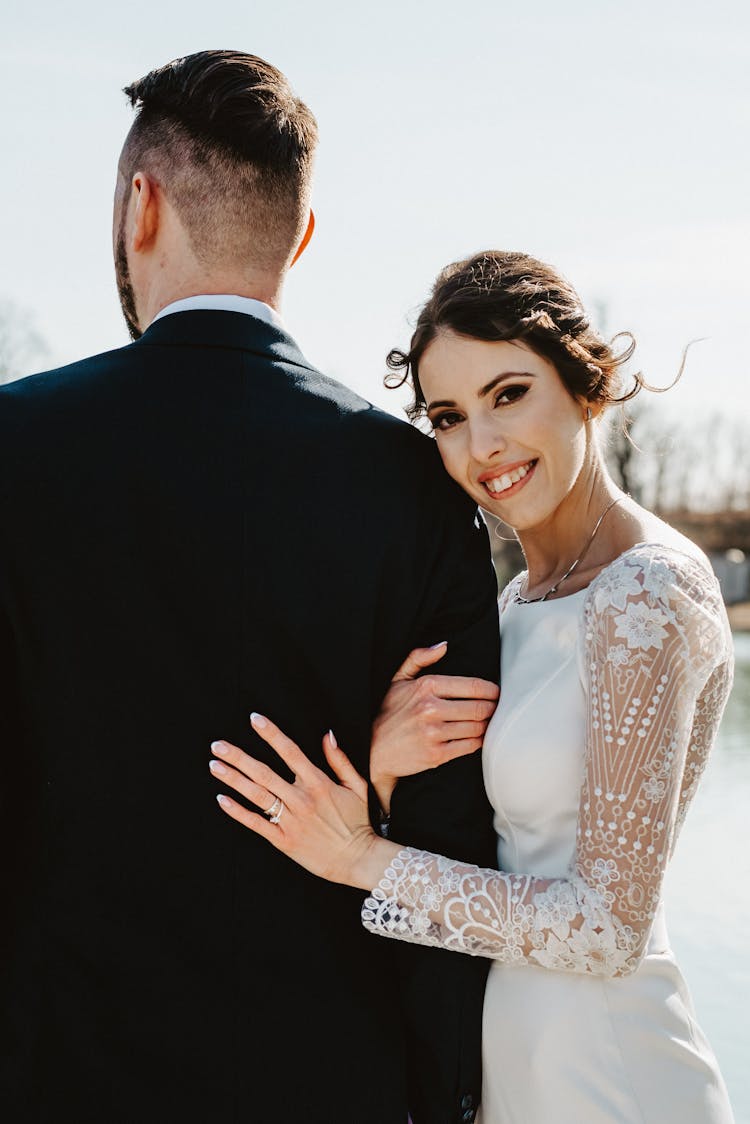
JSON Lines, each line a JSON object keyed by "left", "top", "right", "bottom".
{"left": 135, "top": 309, "right": 311, "bottom": 369}
{"left": 152, "top": 294, "right": 284, "bottom": 330}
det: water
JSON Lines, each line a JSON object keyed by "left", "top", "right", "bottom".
{"left": 665, "top": 631, "right": 750, "bottom": 1122}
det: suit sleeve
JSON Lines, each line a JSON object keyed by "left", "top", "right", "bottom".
{"left": 0, "top": 434, "right": 30, "bottom": 955}
{"left": 0, "top": 601, "right": 22, "bottom": 831}
{"left": 386, "top": 465, "right": 500, "bottom": 1124}
{"left": 0, "top": 439, "right": 15, "bottom": 787}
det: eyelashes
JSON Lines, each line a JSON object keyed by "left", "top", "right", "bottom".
{"left": 430, "top": 383, "right": 530, "bottom": 432}
{"left": 497, "top": 384, "right": 528, "bottom": 405}
{"left": 432, "top": 411, "right": 463, "bottom": 432}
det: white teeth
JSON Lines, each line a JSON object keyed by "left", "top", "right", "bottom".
{"left": 484, "top": 461, "right": 533, "bottom": 495}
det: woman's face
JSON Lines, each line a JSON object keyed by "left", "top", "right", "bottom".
{"left": 419, "top": 330, "right": 593, "bottom": 532}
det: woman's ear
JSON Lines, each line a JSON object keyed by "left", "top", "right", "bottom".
{"left": 582, "top": 400, "right": 604, "bottom": 422}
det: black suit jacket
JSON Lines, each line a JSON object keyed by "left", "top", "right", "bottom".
{"left": 0, "top": 311, "right": 499, "bottom": 1124}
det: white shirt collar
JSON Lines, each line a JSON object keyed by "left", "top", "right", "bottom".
{"left": 152, "top": 294, "right": 285, "bottom": 329}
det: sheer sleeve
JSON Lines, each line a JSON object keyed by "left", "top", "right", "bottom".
{"left": 361, "top": 546, "right": 734, "bottom": 977}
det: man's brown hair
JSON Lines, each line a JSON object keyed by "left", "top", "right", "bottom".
{"left": 121, "top": 50, "right": 318, "bottom": 271}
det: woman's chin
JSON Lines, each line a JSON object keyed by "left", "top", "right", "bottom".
{"left": 478, "top": 499, "right": 542, "bottom": 535}
{"left": 476, "top": 501, "right": 518, "bottom": 532}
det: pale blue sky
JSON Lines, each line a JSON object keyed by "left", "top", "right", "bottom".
{"left": 2, "top": 0, "right": 749, "bottom": 421}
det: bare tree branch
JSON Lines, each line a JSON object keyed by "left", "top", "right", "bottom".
{"left": 0, "top": 300, "right": 47, "bottom": 385}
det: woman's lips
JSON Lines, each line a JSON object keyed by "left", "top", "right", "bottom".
{"left": 480, "top": 459, "right": 537, "bottom": 500}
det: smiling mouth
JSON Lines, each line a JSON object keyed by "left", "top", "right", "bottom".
{"left": 481, "top": 459, "right": 537, "bottom": 498}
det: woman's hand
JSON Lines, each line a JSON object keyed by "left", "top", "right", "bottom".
{"left": 210, "top": 715, "right": 395, "bottom": 890}
{"left": 371, "top": 641, "right": 500, "bottom": 815}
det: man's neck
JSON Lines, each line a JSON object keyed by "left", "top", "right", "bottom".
{"left": 140, "top": 274, "right": 284, "bottom": 331}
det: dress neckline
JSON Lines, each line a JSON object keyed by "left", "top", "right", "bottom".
{"left": 508, "top": 540, "right": 709, "bottom": 609}
{"left": 512, "top": 585, "right": 586, "bottom": 606}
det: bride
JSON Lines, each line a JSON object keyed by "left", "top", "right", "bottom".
{"left": 209, "top": 251, "right": 735, "bottom": 1123}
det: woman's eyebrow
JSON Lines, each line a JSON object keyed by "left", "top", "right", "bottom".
{"left": 426, "top": 397, "right": 456, "bottom": 411}
{"left": 477, "top": 371, "right": 536, "bottom": 398}
{"left": 427, "top": 371, "right": 536, "bottom": 412}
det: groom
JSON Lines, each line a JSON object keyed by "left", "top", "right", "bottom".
{"left": 0, "top": 51, "right": 499, "bottom": 1123}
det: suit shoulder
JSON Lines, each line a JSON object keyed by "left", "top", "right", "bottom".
{"left": 290, "top": 364, "right": 442, "bottom": 466}
{"left": 0, "top": 345, "right": 141, "bottom": 458}
{"left": 341, "top": 398, "right": 448, "bottom": 473}
{"left": 0, "top": 344, "right": 138, "bottom": 408}
{"left": 288, "top": 364, "right": 473, "bottom": 516}
{"left": 344, "top": 402, "right": 476, "bottom": 518}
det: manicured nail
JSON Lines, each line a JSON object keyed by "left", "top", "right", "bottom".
{"left": 211, "top": 741, "right": 229, "bottom": 756}
{"left": 328, "top": 729, "right": 337, "bottom": 748}
{"left": 209, "top": 760, "right": 227, "bottom": 776}
{"left": 216, "top": 794, "right": 233, "bottom": 809}
{"left": 429, "top": 640, "right": 448, "bottom": 649}
{"left": 250, "top": 712, "right": 268, "bottom": 729}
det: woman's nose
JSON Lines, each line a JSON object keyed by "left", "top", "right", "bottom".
{"left": 468, "top": 418, "right": 506, "bottom": 464}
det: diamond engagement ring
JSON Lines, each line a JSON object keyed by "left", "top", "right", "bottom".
{"left": 269, "top": 801, "right": 285, "bottom": 826}
{"left": 264, "top": 796, "right": 283, "bottom": 820}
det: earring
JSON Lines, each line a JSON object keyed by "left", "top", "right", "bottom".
{"left": 585, "top": 407, "right": 592, "bottom": 421}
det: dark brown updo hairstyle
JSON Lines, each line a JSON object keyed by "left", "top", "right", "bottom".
{"left": 386, "top": 250, "right": 644, "bottom": 422}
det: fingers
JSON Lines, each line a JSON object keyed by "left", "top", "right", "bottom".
{"left": 430, "top": 737, "right": 484, "bottom": 765}
{"left": 322, "top": 731, "right": 368, "bottom": 801}
{"left": 418, "top": 674, "right": 499, "bottom": 702}
{"left": 249, "top": 713, "right": 320, "bottom": 783}
{"left": 211, "top": 739, "right": 296, "bottom": 804}
{"left": 209, "top": 754, "right": 279, "bottom": 814}
{"left": 434, "top": 720, "right": 488, "bottom": 742}
{"left": 414, "top": 717, "right": 488, "bottom": 769}
{"left": 391, "top": 641, "right": 448, "bottom": 682}
{"left": 390, "top": 644, "right": 498, "bottom": 702}
{"left": 428, "top": 696, "right": 498, "bottom": 724}
{"left": 212, "top": 723, "right": 363, "bottom": 818}
{"left": 215, "top": 793, "right": 279, "bottom": 843}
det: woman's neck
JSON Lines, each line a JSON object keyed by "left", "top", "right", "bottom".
{"left": 516, "top": 468, "right": 623, "bottom": 600}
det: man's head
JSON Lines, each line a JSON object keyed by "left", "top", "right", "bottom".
{"left": 113, "top": 50, "right": 318, "bottom": 339}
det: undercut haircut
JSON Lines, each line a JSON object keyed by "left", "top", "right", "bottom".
{"left": 121, "top": 51, "right": 318, "bottom": 272}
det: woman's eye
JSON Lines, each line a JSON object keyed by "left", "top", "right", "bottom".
{"left": 495, "top": 384, "right": 528, "bottom": 406}
{"left": 432, "top": 411, "right": 463, "bottom": 431}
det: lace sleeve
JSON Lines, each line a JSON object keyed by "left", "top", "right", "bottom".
{"left": 362, "top": 547, "right": 734, "bottom": 977}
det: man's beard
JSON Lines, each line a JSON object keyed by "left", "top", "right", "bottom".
{"left": 115, "top": 213, "right": 142, "bottom": 342}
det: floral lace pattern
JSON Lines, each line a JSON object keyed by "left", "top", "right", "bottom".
{"left": 362, "top": 546, "right": 734, "bottom": 977}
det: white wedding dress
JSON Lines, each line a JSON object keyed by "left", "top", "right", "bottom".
{"left": 363, "top": 544, "right": 736, "bottom": 1122}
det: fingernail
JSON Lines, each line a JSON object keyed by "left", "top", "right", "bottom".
{"left": 429, "top": 641, "right": 448, "bottom": 649}
{"left": 209, "top": 760, "right": 227, "bottom": 776}
{"left": 211, "top": 741, "right": 229, "bottom": 756}
{"left": 216, "top": 794, "right": 232, "bottom": 808}
{"left": 328, "top": 728, "right": 337, "bottom": 748}
{"left": 250, "top": 712, "right": 268, "bottom": 729}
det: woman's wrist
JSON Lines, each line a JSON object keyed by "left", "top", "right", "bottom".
{"left": 349, "top": 835, "right": 401, "bottom": 891}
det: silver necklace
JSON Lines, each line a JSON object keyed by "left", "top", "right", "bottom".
{"left": 514, "top": 496, "right": 622, "bottom": 604}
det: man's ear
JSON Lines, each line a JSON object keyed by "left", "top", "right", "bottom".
{"left": 129, "top": 172, "right": 159, "bottom": 253}
{"left": 290, "top": 209, "right": 315, "bottom": 267}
